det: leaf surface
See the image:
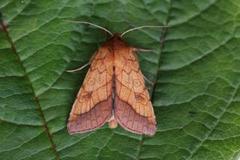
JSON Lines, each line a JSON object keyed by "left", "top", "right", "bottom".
{"left": 1, "top": 0, "right": 240, "bottom": 160}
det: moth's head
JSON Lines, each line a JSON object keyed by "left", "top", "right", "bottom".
{"left": 104, "top": 33, "right": 128, "bottom": 48}
{"left": 107, "top": 33, "right": 124, "bottom": 43}
{"left": 112, "top": 33, "right": 122, "bottom": 39}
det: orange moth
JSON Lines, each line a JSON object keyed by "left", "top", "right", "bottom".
{"left": 67, "top": 21, "right": 166, "bottom": 136}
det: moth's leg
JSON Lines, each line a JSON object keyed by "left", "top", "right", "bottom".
{"left": 133, "top": 48, "right": 154, "bottom": 53}
{"left": 66, "top": 62, "right": 90, "bottom": 72}
{"left": 132, "top": 49, "right": 155, "bottom": 87}
{"left": 143, "top": 75, "right": 155, "bottom": 86}
{"left": 66, "top": 52, "right": 97, "bottom": 72}
{"left": 143, "top": 75, "right": 156, "bottom": 92}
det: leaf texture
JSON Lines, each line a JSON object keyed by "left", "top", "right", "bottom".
{"left": 1, "top": 0, "right": 240, "bottom": 160}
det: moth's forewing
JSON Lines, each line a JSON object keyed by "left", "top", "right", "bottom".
{"left": 113, "top": 37, "right": 157, "bottom": 136}
{"left": 67, "top": 44, "right": 114, "bottom": 134}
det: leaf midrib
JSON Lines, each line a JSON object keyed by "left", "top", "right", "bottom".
{"left": 0, "top": 19, "right": 60, "bottom": 160}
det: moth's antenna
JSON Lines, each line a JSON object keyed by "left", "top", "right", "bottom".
{"left": 64, "top": 20, "right": 113, "bottom": 37}
{"left": 121, "top": 25, "right": 168, "bottom": 37}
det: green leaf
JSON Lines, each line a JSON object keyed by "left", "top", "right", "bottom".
{"left": 1, "top": 0, "right": 240, "bottom": 160}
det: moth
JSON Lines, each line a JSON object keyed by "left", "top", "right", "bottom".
{"left": 67, "top": 21, "right": 166, "bottom": 136}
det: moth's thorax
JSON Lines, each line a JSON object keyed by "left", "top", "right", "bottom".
{"left": 103, "top": 34, "right": 130, "bottom": 51}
